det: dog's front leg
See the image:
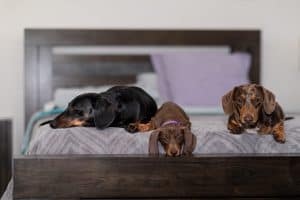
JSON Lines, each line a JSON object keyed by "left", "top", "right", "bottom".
{"left": 272, "top": 121, "right": 286, "bottom": 143}
{"left": 126, "top": 122, "right": 154, "bottom": 133}
{"left": 227, "top": 115, "right": 244, "bottom": 134}
{"left": 257, "top": 124, "right": 272, "bottom": 135}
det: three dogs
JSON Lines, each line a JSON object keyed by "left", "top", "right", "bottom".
{"left": 46, "top": 84, "right": 290, "bottom": 156}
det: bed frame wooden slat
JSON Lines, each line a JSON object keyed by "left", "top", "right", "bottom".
{"left": 53, "top": 55, "right": 152, "bottom": 65}
{"left": 14, "top": 154, "right": 300, "bottom": 199}
{"left": 25, "top": 29, "right": 259, "bottom": 46}
{"left": 53, "top": 75, "right": 137, "bottom": 89}
{"left": 52, "top": 55, "right": 153, "bottom": 89}
{"left": 52, "top": 55, "right": 152, "bottom": 75}
{"left": 39, "top": 47, "right": 53, "bottom": 108}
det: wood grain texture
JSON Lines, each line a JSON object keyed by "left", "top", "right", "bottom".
{"left": 52, "top": 55, "right": 153, "bottom": 76}
{"left": 52, "top": 54, "right": 152, "bottom": 90}
{"left": 52, "top": 75, "right": 137, "bottom": 89}
{"left": 24, "top": 29, "right": 260, "bottom": 46}
{"left": 0, "top": 119, "right": 12, "bottom": 197}
{"left": 24, "top": 46, "right": 39, "bottom": 125}
{"left": 24, "top": 29, "right": 260, "bottom": 126}
{"left": 14, "top": 154, "right": 300, "bottom": 199}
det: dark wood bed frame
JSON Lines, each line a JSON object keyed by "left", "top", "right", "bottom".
{"left": 12, "top": 29, "right": 300, "bottom": 199}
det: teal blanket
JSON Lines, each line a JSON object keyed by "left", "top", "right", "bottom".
{"left": 21, "top": 108, "right": 64, "bottom": 154}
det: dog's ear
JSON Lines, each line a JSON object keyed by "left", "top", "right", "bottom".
{"left": 148, "top": 130, "right": 160, "bottom": 155}
{"left": 222, "top": 87, "right": 237, "bottom": 115}
{"left": 93, "top": 98, "right": 116, "bottom": 129}
{"left": 261, "top": 86, "right": 276, "bottom": 114}
{"left": 181, "top": 127, "right": 197, "bottom": 155}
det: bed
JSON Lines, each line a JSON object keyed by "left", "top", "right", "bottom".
{"left": 3, "top": 29, "right": 300, "bottom": 199}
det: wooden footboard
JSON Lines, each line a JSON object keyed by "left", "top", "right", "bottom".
{"left": 13, "top": 154, "right": 300, "bottom": 199}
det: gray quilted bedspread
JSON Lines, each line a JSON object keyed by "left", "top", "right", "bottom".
{"left": 26, "top": 115, "right": 300, "bottom": 155}
{"left": 2, "top": 115, "right": 300, "bottom": 200}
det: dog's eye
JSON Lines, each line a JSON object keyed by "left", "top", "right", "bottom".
{"left": 175, "top": 134, "right": 183, "bottom": 142}
{"left": 160, "top": 138, "right": 168, "bottom": 144}
{"left": 254, "top": 98, "right": 261, "bottom": 106}
{"left": 236, "top": 98, "right": 243, "bottom": 105}
{"left": 159, "top": 136, "right": 169, "bottom": 144}
{"left": 74, "top": 110, "right": 84, "bottom": 116}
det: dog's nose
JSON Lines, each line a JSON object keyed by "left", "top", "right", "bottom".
{"left": 50, "top": 121, "right": 57, "bottom": 128}
{"left": 243, "top": 115, "right": 253, "bottom": 123}
{"left": 170, "top": 149, "right": 179, "bottom": 156}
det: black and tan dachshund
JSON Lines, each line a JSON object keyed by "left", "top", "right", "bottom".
{"left": 46, "top": 86, "right": 157, "bottom": 131}
{"left": 222, "top": 84, "right": 292, "bottom": 143}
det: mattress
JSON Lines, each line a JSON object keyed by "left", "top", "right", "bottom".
{"left": 25, "top": 115, "right": 300, "bottom": 155}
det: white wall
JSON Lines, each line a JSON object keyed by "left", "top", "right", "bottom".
{"left": 0, "top": 0, "right": 300, "bottom": 154}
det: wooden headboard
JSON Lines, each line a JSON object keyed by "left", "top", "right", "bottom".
{"left": 24, "top": 29, "right": 260, "bottom": 126}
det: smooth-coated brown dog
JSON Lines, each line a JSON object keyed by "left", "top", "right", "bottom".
{"left": 128, "top": 102, "right": 197, "bottom": 156}
{"left": 222, "top": 84, "right": 290, "bottom": 143}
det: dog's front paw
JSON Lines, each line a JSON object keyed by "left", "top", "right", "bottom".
{"left": 229, "top": 127, "right": 244, "bottom": 134}
{"left": 272, "top": 122, "right": 286, "bottom": 143}
{"left": 273, "top": 135, "right": 286, "bottom": 143}
{"left": 227, "top": 118, "right": 244, "bottom": 135}
{"left": 273, "top": 133, "right": 286, "bottom": 143}
{"left": 228, "top": 123, "right": 244, "bottom": 134}
{"left": 125, "top": 123, "right": 139, "bottom": 133}
{"left": 258, "top": 126, "right": 272, "bottom": 135}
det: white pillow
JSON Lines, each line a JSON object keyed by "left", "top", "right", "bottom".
{"left": 136, "top": 73, "right": 160, "bottom": 102}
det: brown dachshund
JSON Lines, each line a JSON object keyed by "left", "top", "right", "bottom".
{"left": 222, "top": 84, "right": 291, "bottom": 143}
{"left": 128, "top": 102, "right": 197, "bottom": 156}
